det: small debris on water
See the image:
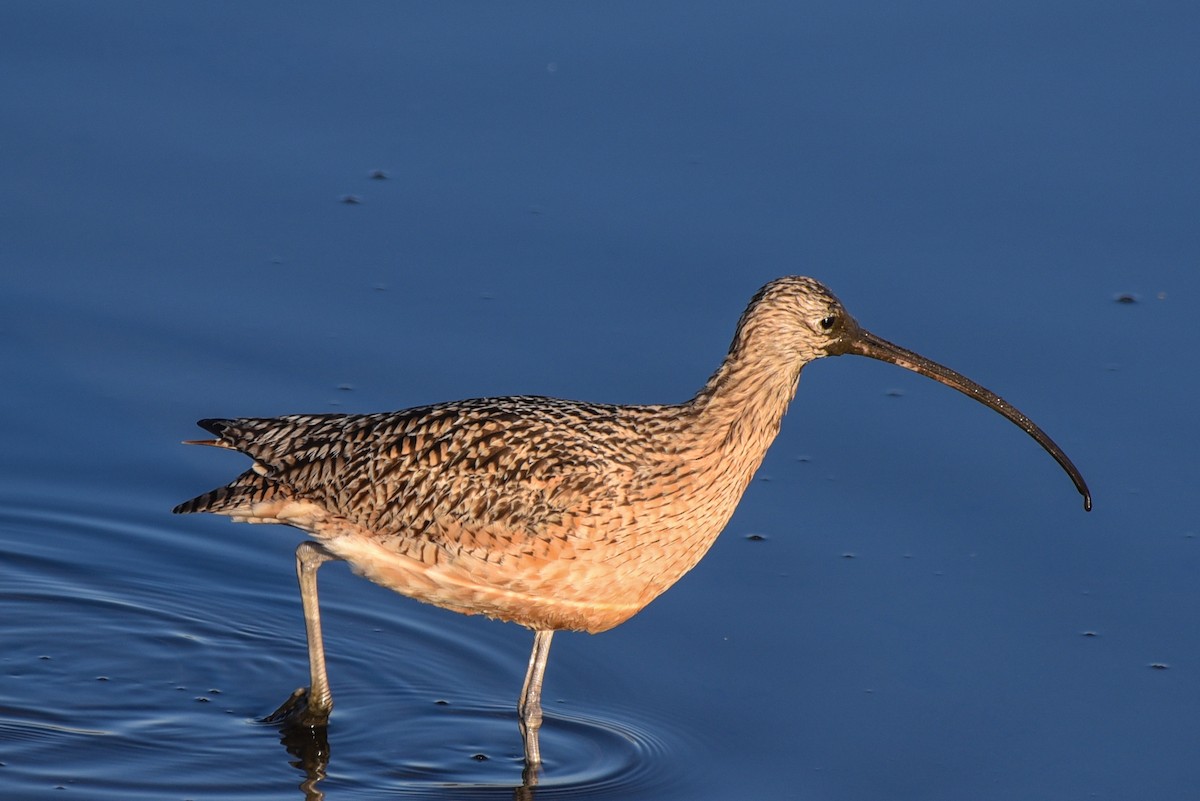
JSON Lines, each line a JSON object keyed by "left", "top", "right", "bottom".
{"left": 337, "top": 384, "right": 354, "bottom": 392}
{"left": 884, "top": 388, "right": 904, "bottom": 397}
{"left": 1113, "top": 293, "right": 1138, "bottom": 304}
{"left": 434, "top": 699, "right": 449, "bottom": 705}
{"left": 841, "top": 552, "right": 856, "bottom": 559}
{"left": 195, "top": 696, "right": 210, "bottom": 703}
{"left": 745, "top": 533, "right": 768, "bottom": 542}
{"left": 369, "top": 169, "right": 388, "bottom": 180}
{"left": 96, "top": 676, "right": 109, "bottom": 682}
{"left": 1149, "top": 663, "right": 1170, "bottom": 670}
{"left": 471, "top": 753, "right": 489, "bottom": 761}
{"left": 340, "top": 194, "right": 362, "bottom": 204}
{"left": 1081, "top": 631, "right": 1099, "bottom": 637}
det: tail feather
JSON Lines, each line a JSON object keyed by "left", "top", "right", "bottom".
{"left": 173, "top": 469, "right": 288, "bottom": 516}
{"left": 197, "top": 418, "right": 235, "bottom": 437}
{"left": 184, "top": 414, "right": 352, "bottom": 465}
{"left": 174, "top": 414, "right": 348, "bottom": 518}
{"left": 180, "top": 438, "right": 234, "bottom": 448}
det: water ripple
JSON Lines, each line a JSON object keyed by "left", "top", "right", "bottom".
{"left": 274, "top": 698, "right": 695, "bottom": 800}
{"left": 0, "top": 496, "right": 705, "bottom": 800}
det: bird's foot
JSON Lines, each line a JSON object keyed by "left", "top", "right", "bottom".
{"left": 262, "top": 686, "right": 331, "bottom": 728}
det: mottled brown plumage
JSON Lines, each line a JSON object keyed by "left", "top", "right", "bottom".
{"left": 174, "top": 276, "right": 1090, "bottom": 770}
{"left": 175, "top": 393, "right": 751, "bottom": 633}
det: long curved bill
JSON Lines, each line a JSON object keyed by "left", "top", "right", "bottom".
{"left": 833, "top": 324, "right": 1091, "bottom": 511}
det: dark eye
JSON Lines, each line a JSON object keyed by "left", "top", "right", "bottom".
{"left": 819, "top": 315, "right": 837, "bottom": 331}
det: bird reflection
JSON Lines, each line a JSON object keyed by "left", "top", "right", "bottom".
{"left": 273, "top": 719, "right": 543, "bottom": 800}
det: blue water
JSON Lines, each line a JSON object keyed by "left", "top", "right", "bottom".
{"left": 2, "top": 2, "right": 1197, "bottom": 799}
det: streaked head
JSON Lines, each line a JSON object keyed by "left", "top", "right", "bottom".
{"left": 743, "top": 276, "right": 1091, "bottom": 510}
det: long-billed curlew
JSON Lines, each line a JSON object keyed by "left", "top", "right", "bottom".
{"left": 174, "top": 276, "right": 1090, "bottom": 769}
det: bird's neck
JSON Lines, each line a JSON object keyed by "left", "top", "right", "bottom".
{"left": 686, "top": 336, "right": 804, "bottom": 467}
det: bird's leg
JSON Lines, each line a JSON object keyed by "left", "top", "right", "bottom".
{"left": 517, "top": 629, "right": 554, "bottom": 769}
{"left": 296, "top": 541, "right": 338, "bottom": 717}
{"left": 264, "top": 540, "right": 339, "bottom": 727}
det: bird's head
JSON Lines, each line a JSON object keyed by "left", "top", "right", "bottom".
{"left": 735, "top": 276, "right": 1091, "bottom": 511}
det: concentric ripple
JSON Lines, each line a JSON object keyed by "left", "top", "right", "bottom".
{"left": 0, "top": 495, "right": 706, "bottom": 800}
{"left": 299, "top": 695, "right": 695, "bottom": 800}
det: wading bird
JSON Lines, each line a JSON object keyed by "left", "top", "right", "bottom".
{"left": 174, "top": 276, "right": 1090, "bottom": 769}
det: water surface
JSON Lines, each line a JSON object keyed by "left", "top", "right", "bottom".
{"left": 2, "top": 2, "right": 1197, "bottom": 799}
